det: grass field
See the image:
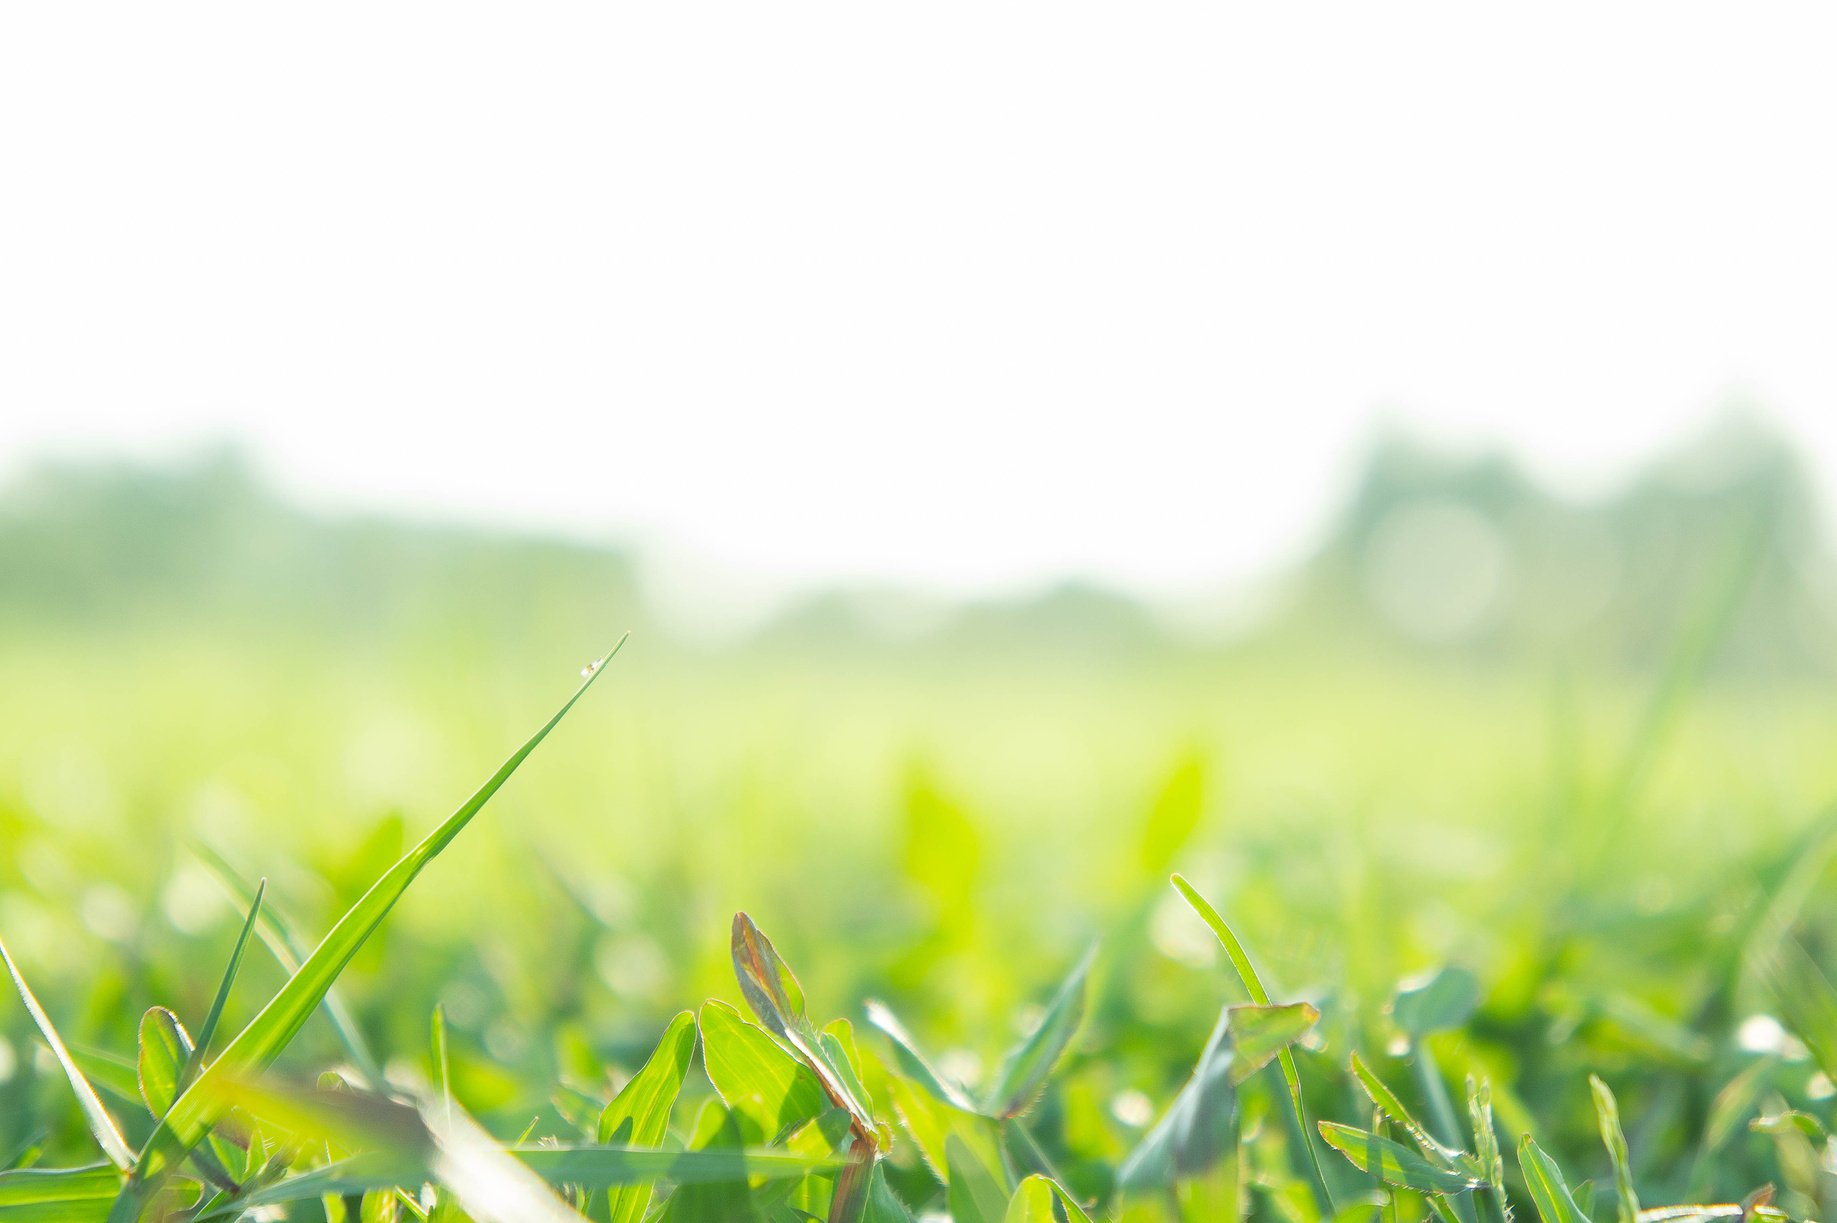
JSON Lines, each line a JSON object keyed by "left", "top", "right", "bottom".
{"left": 6, "top": 462, "right": 1837, "bottom": 1221}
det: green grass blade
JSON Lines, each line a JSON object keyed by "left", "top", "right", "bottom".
{"left": 183, "top": 879, "right": 265, "bottom": 1082}
{"left": 1172, "top": 873, "right": 1335, "bottom": 1214}
{"left": 1351, "top": 1053, "right": 1481, "bottom": 1179}
{"left": 431, "top": 1004, "right": 453, "bottom": 1132}
{"left": 1590, "top": 1077, "right": 1638, "bottom": 1223}
{"left": 191, "top": 847, "right": 383, "bottom": 1086}
{"left": 124, "top": 640, "right": 625, "bottom": 1199}
{"left": 0, "top": 1164, "right": 122, "bottom": 1209}
{"left": 1519, "top": 1136, "right": 1595, "bottom": 1223}
{"left": 1319, "top": 1122, "right": 1481, "bottom": 1194}
{"left": 0, "top": 939, "right": 135, "bottom": 1171}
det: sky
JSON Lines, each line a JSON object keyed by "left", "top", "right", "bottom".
{"left": 3, "top": 4, "right": 1834, "bottom": 605}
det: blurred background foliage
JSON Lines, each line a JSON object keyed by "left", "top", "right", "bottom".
{"left": 3, "top": 416, "right": 1835, "bottom": 1208}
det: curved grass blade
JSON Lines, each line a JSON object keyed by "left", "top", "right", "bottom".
{"left": 1172, "top": 874, "right": 1335, "bottom": 1214}
{"left": 122, "top": 639, "right": 626, "bottom": 1207}
{"left": 0, "top": 939, "right": 134, "bottom": 1172}
{"left": 1352, "top": 1053, "right": 1485, "bottom": 1182}
{"left": 1319, "top": 1122, "right": 1481, "bottom": 1194}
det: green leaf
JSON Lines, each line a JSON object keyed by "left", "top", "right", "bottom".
{"left": 124, "top": 641, "right": 625, "bottom": 1203}
{"left": 1117, "top": 1007, "right": 1240, "bottom": 1193}
{"left": 1228, "top": 1003, "right": 1319, "bottom": 1084}
{"left": 984, "top": 945, "right": 1094, "bottom": 1119}
{"left": 1003, "top": 1175, "right": 1056, "bottom": 1223}
{"left": 1392, "top": 968, "right": 1480, "bottom": 1040}
{"left": 1590, "top": 1076, "right": 1639, "bottom": 1223}
{"left": 135, "top": 1009, "right": 190, "bottom": 1120}
{"left": 1318, "top": 1122, "right": 1482, "bottom": 1194}
{"left": 598, "top": 1011, "right": 696, "bottom": 1223}
{"left": 730, "top": 914, "right": 877, "bottom": 1140}
{"left": 0, "top": 1164, "right": 122, "bottom": 1210}
{"left": 700, "top": 1000, "right": 830, "bottom": 1142}
{"left": 1519, "top": 1137, "right": 1595, "bottom": 1223}
{"left": 0, "top": 939, "right": 135, "bottom": 1171}
{"left": 1350, "top": 1053, "right": 1486, "bottom": 1183}
{"left": 945, "top": 1135, "right": 1009, "bottom": 1223}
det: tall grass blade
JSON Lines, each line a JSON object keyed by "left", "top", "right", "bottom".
{"left": 1590, "top": 1076, "right": 1639, "bottom": 1223}
{"left": 121, "top": 639, "right": 625, "bottom": 1206}
{"left": 0, "top": 939, "right": 134, "bottom": 1172}
{"left": 1171, "top": 873, "right": 1335, "bottom": 1214}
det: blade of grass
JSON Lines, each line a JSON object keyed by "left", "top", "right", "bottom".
{"left": 120, "top": 638, "right": 626, "bottom": 1210}
{"left": 0, "top": 939, "right": 134, "bottom": 1172}
{"left": 1590, "top": 1076, "right": 1638, "bottom": 1223}
{"left": 180, "top": 880, "right": 265, "bottom": 1090}
{"left": 1172, "top": 873, "right": 1335, "bottom": 1214}
{"left": 191, "top": 847, "right": 383, "bottom": 1087}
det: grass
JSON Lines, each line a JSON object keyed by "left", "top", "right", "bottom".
{"left": 5, "top": 621, "right": 1837, "bottom": 1220}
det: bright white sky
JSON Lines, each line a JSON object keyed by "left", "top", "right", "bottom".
{"left": 2, "top": 4, "right": 1834, "bottom": 604}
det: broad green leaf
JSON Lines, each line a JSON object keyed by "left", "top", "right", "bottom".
{"left": 946, "top": 1135, "right": 1009, "bottom": 1223}
{"left": 1004, "top": 1175, "right": 1056, "bottom": 1223}
{"left": 123, "top": 642, "right": 625, "bottom": 1206}
{"left": 1392, "top": 968, "right": 1480, "bottom": 1040}
{"left": 700, "top": 1000, "right": 829, "bottom": 1141}
{"left": 1518, "top": 1137, "right": 1594, "bottom": 1223}
{"left": 731, "top": 913, "right": 876, "bottom": 1139}
{"left": 1318, "top": 1122, "right": 1481, "bottom": 1193}
{"left": 864, "top": 1000, "right": 980, "bottom": 1114}
{"left": 884, "top": 1073, "right": 1005, "bottom": 1192}
{"left": 597, "top": 1011, "right": 696, "bottom": 1223}
{"left": 1590, "top": 1076, "right": 1638, "bottom": 1223}
{"left": 1117, "top": 1007, "right": 1239, "bottom": 1193}
{"left": 984, "top": 945, "right": 1094, "bottom": 1119}
{"left": 0, "top": 939, "right": 135, "bottom": 1171}
{"left": 136, "top": 1009, "right": 191, "bottom": 1120}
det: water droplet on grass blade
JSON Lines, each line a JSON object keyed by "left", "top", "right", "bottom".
{"left": 580, "top": 657, "right": 603, "bottom": 678}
